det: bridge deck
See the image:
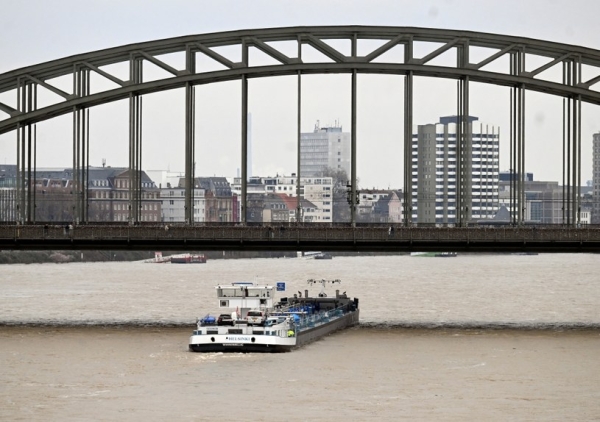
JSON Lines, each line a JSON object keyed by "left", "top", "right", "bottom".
{"left": 1, "top": 224, "right": 599, "bottom": 253}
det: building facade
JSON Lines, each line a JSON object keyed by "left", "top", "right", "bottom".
{"left": 300, "top": 122, "right": 351, "bottom": 178}
{"left": 88, "top": 168, "right": 161, "bottom": 223}
{"left": 412, "top": 116, "right": 500, "bottom": 225}
{"left": 160, "top": 187, "right": 206, "bottom": 223}
{"left": 0, "top": 165, "right": 161, "bottom": 223}
{"left": 231, "top": 174, "right": 333, "bottom": 222}
{"left": 498, "top": 180, "right": 562, "bottom": 224}
{"left": 193, "top": 177, "right": 237, "bottom": 223}
{"left": 0, "top": 165, "right": 17, "bottom": 222}
{"left": 593, "top": 132, "right": 600, "bottom": 224}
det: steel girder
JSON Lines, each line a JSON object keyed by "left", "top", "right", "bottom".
{"left": 1, "top": 26, "right": 600, "bottom": 132}
{"left": 1, "top": 25, "right": 599, "bottom": 226}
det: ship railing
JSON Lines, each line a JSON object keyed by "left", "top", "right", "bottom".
{"left": 295, "top": 306, "right": 346, "bottom": 332}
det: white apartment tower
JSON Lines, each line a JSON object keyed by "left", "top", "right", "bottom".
{"left": 593, "top": 132, "right": 600, "bottom": 224}
{"left": 412, "top": 116, "right": 500, "bottom": 225}
{"left": 300, "top": 122, "right": 351, "bottom": 178}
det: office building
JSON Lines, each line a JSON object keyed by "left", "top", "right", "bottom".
{"left": 412, "top": 116, "right": 500, "bottom": 224}
{"left": 300, "top": 121, "right": 351, "bottom": 178}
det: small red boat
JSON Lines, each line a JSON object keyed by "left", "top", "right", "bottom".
{"left": 170, "top": 253, "right": 207, "bottom": 264}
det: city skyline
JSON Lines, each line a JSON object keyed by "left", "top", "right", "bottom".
{"left": 1, "top": 126, "right": 597, "bottom": 192}
{"left": 1, "top": 1, "right": 600, "bottom": 190}
{"left": 2, "top": 160, "right": 594, "bottom": 225}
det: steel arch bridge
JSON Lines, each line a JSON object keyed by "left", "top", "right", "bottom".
{"left": 1, "top": 25, "right": 599, "bottom": 227}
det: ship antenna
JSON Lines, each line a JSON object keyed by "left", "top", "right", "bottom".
{"left": 307, "top": 278, "right": 341, "bottom": 296}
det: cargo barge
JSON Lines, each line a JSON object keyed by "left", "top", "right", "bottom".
{"left": 188, "top": 280, "right": 359, "bottom": 353}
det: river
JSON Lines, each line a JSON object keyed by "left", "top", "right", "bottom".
{"left": 1, "top": 253, "right": 599, "bottom": 420}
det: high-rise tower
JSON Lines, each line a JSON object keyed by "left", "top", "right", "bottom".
{"left": 300, "top": 121, "right": 351, "bottom": 178}
{"left": 593, "top": 132, "right": 600, "bottom": 224}
{"left": 412, "top": 116, "right": 500, "bottom": 225}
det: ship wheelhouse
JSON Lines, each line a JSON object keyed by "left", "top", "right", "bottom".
{"left": 215, "top": 282, "right": 275, "bottom": 318}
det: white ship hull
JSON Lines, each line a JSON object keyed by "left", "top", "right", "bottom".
{"left": 189, "top": 309, "right": 359, "bottom": 353}
{"left": 189, "top": 280, "right": 359, "bottom": 353}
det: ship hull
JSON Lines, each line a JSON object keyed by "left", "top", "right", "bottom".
{"left": 189, "top": 309, "right": 359, "bottom": 353}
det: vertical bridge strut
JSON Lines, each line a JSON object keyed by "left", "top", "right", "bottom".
{"left": 509, "top": 49, "right": 526, "bottom": 225}
{"left": 184, "top": 45, "right": 196, "bottom": 224}
{"left": 562, "top": 58, "right": 583, "bottom": 226}
{"left": 128, "top": 56, "right": 143, "bottom": 224}
{"left": 73, "top": 66, "right": 90, "bottom": 223}
{"left": 16, "top": 78, "right": 36, "bottom": 223}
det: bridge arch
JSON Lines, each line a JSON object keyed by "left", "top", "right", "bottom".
{"left": 1, "top": 26, "right": 599, "bottom": 225}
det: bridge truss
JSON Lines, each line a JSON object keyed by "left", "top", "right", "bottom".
{"left": 1, "top": 26, "right": 600, "bottom": 227}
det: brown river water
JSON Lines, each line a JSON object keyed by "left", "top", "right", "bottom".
{"left": 1, "top": 254, "right": 599, "bottom": 421}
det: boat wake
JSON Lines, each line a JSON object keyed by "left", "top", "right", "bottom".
{"left": 359, "top": 320, "right": 600, "bottom": 331}
{"left": 2, "top": 319, "right": 599, "bottom": 331}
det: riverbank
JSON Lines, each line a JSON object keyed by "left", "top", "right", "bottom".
{"left": 0, "top": 250, "right": 154, "bottom": 264}
{"left": 0, "top": 249, "right": 404, "bottom": 264}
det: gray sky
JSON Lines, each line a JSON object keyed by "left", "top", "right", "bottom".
{"left": 1, "top": 0, "right": 599, "bottom": 188}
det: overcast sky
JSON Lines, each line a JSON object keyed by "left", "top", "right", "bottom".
{"left": 1, "top": 0, "right": 599, "bottom": 189}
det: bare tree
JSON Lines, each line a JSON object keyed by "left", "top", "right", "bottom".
{"left": 35, "top": 188, "right": 74, "bottom": 222}
{"left": 318, "top": 167, "right": 358, "bottom": 223}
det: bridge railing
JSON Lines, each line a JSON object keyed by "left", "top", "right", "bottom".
{"left": 2, "top": 224, "right": 600, "bottom": 244}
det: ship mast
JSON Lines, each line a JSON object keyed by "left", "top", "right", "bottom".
{"left": 307, "top": 278, "right": 341, "bottom": 297}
